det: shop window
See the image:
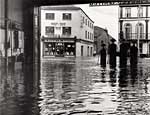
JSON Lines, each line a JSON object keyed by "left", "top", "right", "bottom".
{"left": 44, "top": 42, "right": 55, "bottom": 56}
{"left": 65, "top": 43, "right": 75, "bottom": 56}
{"left": 46, "top": 13, "right": 55, "bottom": 20}
{"left": 62, "top": 27, "right": 71, "bottom": 35}
{"left": 45, "top": 26, "right": 54, "bottom": 35}
{"left": 63, "top": 13, "right": 71, "bottom": 20}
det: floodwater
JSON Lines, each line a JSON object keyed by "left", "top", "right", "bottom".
{"left": 0, "top": 57, "right": 150, "bottom": 115}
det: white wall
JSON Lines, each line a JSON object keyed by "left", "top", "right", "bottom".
{"left": 41, "top": 9, "right": 81, "bottom": 38}
{"left": 79, "top": 10, "right": 94, "bottom": 43}
{"left": 76, "top": 42, "right": 93, "bottom": 57}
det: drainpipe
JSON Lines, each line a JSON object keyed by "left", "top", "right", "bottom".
{"left": 4, "top": 0, "right": 8, "bottom": 67}
{"left": 137, "top": 5, "right": 141, "bottom": 57}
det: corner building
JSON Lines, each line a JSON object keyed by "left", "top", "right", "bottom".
{"left": 119, "top": 4, "right": 150, "bottom": 57}
{"left": 40, "top": 6, "right": 94, "bottom": 58}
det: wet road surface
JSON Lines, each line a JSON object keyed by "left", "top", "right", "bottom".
{"left": 0, "top": 57, "right": 150, "bottom": 115}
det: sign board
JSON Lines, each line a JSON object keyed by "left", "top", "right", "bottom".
{"left": 90, "top": 0, "right": 150, "bottom": 6}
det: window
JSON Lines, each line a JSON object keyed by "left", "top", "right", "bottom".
{"left": 136, "top": 23, "right": 144, "bottom": 39}
{"left": 83, "top": 17, "right": 85, "bottom": 23}
{"left": 63, "top": 13, "right": 71, "bottom": 20}
{"left": 88, "top": 32, "right": 89, "bottom": 39}
{"left": 137, "top": 7, "right": 143, "bottom": 17}
{"left": 62, "top": 27, "right": 71, "bottom": 35}
{"left": 85, "top": 31, "right": 87, "bottom": 39}
{"left": 46, "top": 13, "right": 54, "bottom": 20}
{"left": 124, "top": 23, "right": 132, "bottom": 39}
{"left": 125, "top": 8, "right": 131, "bottom": 17}
{"left": 45, "top": 26, "right": 54, "bottom": 35}
{"left": 85, "top": 19, "right": 87, "bottom": 25}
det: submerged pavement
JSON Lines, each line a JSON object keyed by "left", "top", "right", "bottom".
{"left": 0, "top": 56, "right": 150, "bottom": 115}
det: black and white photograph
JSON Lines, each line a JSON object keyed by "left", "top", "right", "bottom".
{"left": 0, "top": 0, "right": 150, "bottom": 115}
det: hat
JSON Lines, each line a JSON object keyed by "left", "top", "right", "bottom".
{"left": 101, "top": 43, "right": 106, "bottom": 47}
{"left": 110, "top": 38, "right": 116, "bottom": 42}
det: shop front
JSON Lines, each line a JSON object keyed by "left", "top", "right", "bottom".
{"left": 42, "top": 38, "right": 76, "bottom": 57}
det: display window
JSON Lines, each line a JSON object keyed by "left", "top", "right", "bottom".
{"left": 43, "top": 42, "right": 75, "bottom": 57}
{"left": 64, "top": 43, "right": 75, "bottom": 56}
{"left": 44, "top": 42, "right": 55, "bottom": 56}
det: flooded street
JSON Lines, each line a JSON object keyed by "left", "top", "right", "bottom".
{"left": 0, "top": 57, "right": 150, "bottom": 115}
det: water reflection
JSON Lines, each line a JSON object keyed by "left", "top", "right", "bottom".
{"left": 109, "top": 69, "right": 117, "bottom": 87}
{"left": 0, "top": 57, "right": 150, "bottom": 115}
{"left": 0, "top": 63, "right": 40, "bottom": 115}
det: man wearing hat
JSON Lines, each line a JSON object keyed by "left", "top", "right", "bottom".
{"left": 100, "top": 43, "right": 107, "bottom": 67}
{"left": 108, "top": 38, "right": 117, "bottom": 68}
{"left": 129, "top": 41, "right": 138, "bottom": 67}
{"left": 119, "top": 38, "right": 129, "bottom": 68}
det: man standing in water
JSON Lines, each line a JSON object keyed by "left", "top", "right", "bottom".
{"left": 100, "top": 43, "right": 107, "bottom": 68}
{"left": 129, "top": 41, "right": 138, "bottom": 67}
{"left": 108, "top": 38, "right": 117, "bottom": 68}
{"left": 119, "top": 39, "right": 129, "bottom": 68}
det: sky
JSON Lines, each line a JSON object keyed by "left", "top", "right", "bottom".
{"left": 75, "top": 4, "right": 119, "bottom": 40}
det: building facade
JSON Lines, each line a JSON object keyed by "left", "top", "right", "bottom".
{"left": 40, "top": 6, "right": 94, "bottom": 58}
{"left": 94, "top": 26, "right": 114, "bottom": 54}
{"left": 0, "top": 0, "right": 28, "bottom": 64}
{"left": 119, "top": 4, "right": 150, "bottom": 57}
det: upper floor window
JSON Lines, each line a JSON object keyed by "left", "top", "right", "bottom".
{"left": 85, "top": 19, "right": 87, "bottom": 25}
{"left": 88, "top": 32, "right": 89, "bottom": 39}
{"left": 125, "top": 8, "right": 131, "bottom": 17}
{"left": 45, "top": 26, "right": 54, "bottom": 35}
{"left": 63, "top": 13, "right": 71, "bottom": 20}
{"left": 62, "top": 27, "right": 71, "bottom": 35}
{"left": 85, "top": 31, "right": 87, "bottom": 39}
{"left": 83, "top": 17, "right": 85, "bottom": 23}
{"left": 46, "top": 13, "right": 55, "bottom": 20}
{"left": 137, "top": 7, "right": 143, "bottom": 17}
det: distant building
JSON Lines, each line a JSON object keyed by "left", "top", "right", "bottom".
{"left": 119, "top": 4, "right": 150, "bottom": 57}
{"left": 94, "top": 26, "right": 113, "bottom": 54}
{"left": 40, "top": 6, "right": 94, "bottom": 58}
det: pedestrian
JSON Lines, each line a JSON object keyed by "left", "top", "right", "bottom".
{"left": 119, "top": 39, "right": 129, "bottom": 68}
{"left": 100, "top": 43, "right": 106, "bottom": 67}
{"left": 129, "top": 41, "right": 138, "bottom": 67}
{"left": 108, "top": 38, "right": 117, "bottom": 68}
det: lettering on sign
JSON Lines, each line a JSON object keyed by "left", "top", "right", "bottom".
{"left": 51, "top": 22, "right": 66, "bottom": 26}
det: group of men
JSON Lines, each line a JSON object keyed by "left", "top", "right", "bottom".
{"left": 99, "top": 38, "right": 138, "bottom": 68}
